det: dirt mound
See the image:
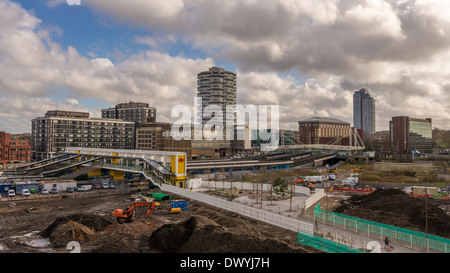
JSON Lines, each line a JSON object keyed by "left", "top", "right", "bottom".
{"left": 88, "top": 219, "right": 160, "bottom": 253}
{"left": 149, "top": 215, "right": 306, "bottom": 253}
{"left": 49, "top": 220, "right": 96, "bottom": 247}
{"left": 39, "top": 214, "right": 111, "bottom": 241}
{"left": 334, "top": 189, "right": 450, "bottom": 238}
{"left": 101, "top": 219, "right": 155, "bottom": 236}
{"left": 149, "top": 217, "right": 197, "bottom": 252}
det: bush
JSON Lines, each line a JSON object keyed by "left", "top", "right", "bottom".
{"left": 273, "top": 177, "right": 289, "bottom": 196}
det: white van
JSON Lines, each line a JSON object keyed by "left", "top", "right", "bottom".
{"left": 79, "top": 185, "right": 92, "bottom": 191}
{"left": 22, "top": 189, "right": 31, "bottom": 196}
{"left": 102, "top": 182, "right": 109, "bottom": 189}
{"left": 8, "top": 189, "right": 15, "bottom": 197}
{"left": 342, "top": 177, "right": 359, "bottom": 186}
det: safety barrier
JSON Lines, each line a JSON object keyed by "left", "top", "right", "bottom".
{"left": 161, "top": 184, "right": 314, "bottom": 235}
{"left": 314, "top": 204, "right": 450, "bottom": 253}
{"left": 297, "top": 230, "right": 365, "bottom": 253}
{"left": 304, "top": 188, "right": 325, "bottom": 210}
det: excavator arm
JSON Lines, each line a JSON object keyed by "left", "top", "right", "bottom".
{"left": 112, "top": 201, "right": 156, "bottom": 224}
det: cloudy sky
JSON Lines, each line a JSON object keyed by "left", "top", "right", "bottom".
{"left": 1, "top": 0, "right": 449, "bottom": 134}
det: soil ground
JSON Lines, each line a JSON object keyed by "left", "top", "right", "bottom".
{"left": 0, "top": 190, "right": 319, "bottom": 253}
{"left": 332, "top": 189, "right": 450, "bottom": 239}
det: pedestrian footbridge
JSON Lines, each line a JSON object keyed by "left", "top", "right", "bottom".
{"left": 12, "top": 148, "right": 187, "bottom": 189}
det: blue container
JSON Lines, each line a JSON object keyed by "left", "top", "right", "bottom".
{"left": 170, "top": 200, "right": 187, "bottom": 211}
{"left": 0, "top": 182, "right": 13, "bottom": 194}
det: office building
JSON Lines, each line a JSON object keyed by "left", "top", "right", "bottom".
{"left": 366, "top": 131, "right": 390, "bottom": 152}
{"left": 353, "top": 88, "right": 376, "bottom": 139}
{"left": 389, "top": 116, "right": 432, "bottom": 154}
{"left": 31, "top": 110, "right": 135, "bottom": 160}
{"left": 298, "top": 117, "right": 350, "bottom": 145}
{"left": 136, "top": 122, "right": 192, "bottom": 159}
{"left": 0, "top": 132, "right": 32, "bottom": 163}
{"left": 101, "top": 102, "right": 156, "bottom": 126}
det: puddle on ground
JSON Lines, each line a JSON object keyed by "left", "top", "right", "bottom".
{"left": 10, "top": 231, "right": 51, "bottom": 249}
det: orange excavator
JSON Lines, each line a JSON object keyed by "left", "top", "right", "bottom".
{"left": 112, "top": 201, "right": 156, "bottom": 224}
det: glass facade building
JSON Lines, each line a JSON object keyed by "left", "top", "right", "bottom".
{"left": 353, "top": 88, "right": 376, "bottom": 139}
{"left": 389, "top": 116, "right": 432, "bottom": 154}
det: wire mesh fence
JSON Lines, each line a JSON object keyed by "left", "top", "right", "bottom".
{"left": 314, "top": 204, "right": 450, "bottom": 253}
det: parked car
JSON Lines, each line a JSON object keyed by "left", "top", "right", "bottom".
{"left": 94, "top": 184, "right": 101, "bottom": 190}
{"left": 41, "top": 189, "right": 49, "bottom": 194}
{"left": 109, "top": 183, "right": 115, "bottom": 189}
{"left": 51, "top": 188, "right": 58, "bottom": 194}
{"left": 8, "top": 189, "right": 15, "bottom": 197}
{"left": 22, "top": 189, "right": 31, "bottom": 196}
{"left": 102, "top": 182, "right": 109, "bottom": 189}
{"left": 79, "top": 185, "right": 91, "bottom": 192}
{"left": 66, "top": 187, "right": 74, "bottom": 193}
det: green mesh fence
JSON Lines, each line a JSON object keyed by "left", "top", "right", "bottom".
{"left": 314, "top": 204, "right": 450, "bottom": 253}
{"left": 297, "top": 230, "right": 365, "bottom": 253}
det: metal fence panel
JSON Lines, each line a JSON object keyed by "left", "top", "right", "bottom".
{"left": 161, "top": 184, "right": 314, "bottom": 235}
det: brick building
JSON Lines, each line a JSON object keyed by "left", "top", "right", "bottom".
{"left": 136, "top": 122, "right": 192, "bottom": 159}
{"left": 298, "top": 117, "right": 350, "bottom": 145}
{"left": 298, "top": 117, "right": 351, "bottom": 145}
{"left": 0, "top": 131, "right": 32, "bottom": 163}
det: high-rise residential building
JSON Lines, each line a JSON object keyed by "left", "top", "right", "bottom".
{"left": 353, "top": 88, "right": 376, "bottom": 139}
{"left": 31, "top": 110, "right": 135, "bottom": 161}
{"left": 197, "top": 66, "right": 237, "bottom": 126}
{"left": 389, "top": 116, "right": 432, "bottom": 154}
{"left": 0, "top": 132, "right": 32, "bottom": 163}
{"left": 298, "top": 117, "right": 351, "bottom": 145}
{"left": 195, "top": 67, "right": 237, "bottom": 157}
{"left": 101, "top": 102, "right": 156, "bottom": 126}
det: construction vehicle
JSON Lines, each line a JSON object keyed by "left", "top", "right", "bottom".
{"left": 112, "top": 201, "right": 156, "bottom": 224}
{"left": 324, "top": 168, "right": 339, "bottom": 174}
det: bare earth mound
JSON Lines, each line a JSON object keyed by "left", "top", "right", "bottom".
{"left": 334, "top": 189, "right": 450, "bottom": 238}
{"left": 49, "top": 220, "right": 96, "bottom": 247}
{"left": 39, "top": 214, "right": 112, "bottom": 247}
{"left": 149, "top": 215, "right": 308, "bottom": 253}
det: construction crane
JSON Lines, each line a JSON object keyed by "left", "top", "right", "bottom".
{"left": 112, "top": 201, "right": 156, "bottom": 224}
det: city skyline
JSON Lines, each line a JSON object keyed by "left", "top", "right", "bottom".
{"left": 1, "top": 0, "right": 450, "bottom": 134}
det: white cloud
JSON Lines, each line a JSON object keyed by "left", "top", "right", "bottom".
{"left": 1, "top": 0, "right": 450, "bottom": 134}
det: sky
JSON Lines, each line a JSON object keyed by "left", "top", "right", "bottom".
{"left": 0, "top": 0, "right": 449, "bottom": 134}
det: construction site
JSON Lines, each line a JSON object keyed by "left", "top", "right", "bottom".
{"left": 1, "top": 148, "right": 449, "bottom": 254}
{"left": 1, "top": 179, "right": 449, "bottom": 254}
{"left": 0, "top": 188, "right": 320, "bottom": 253}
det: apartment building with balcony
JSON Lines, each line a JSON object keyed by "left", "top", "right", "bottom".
{"left": 196, "top": 67, "right": 237, "bottom": 157}
{"left": 31, "top": 110, "right": 135, "bottom": 161}
{"left": 101, "top": 101, "right": 156, "bottom": 126}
